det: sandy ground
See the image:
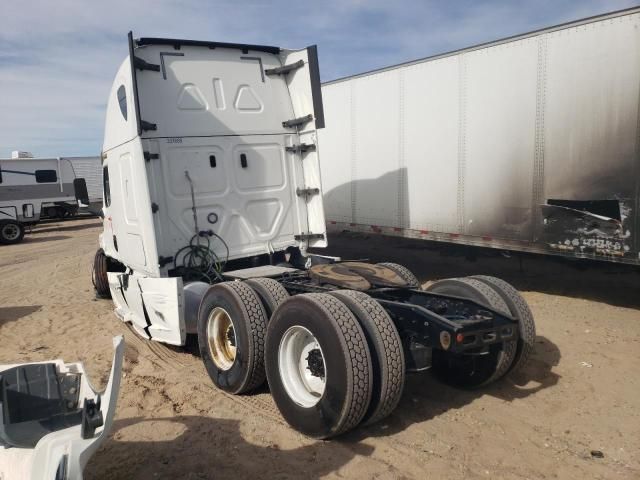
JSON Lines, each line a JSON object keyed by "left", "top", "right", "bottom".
{"left": 0, "top": 217, "right": 639, "bottom": 480}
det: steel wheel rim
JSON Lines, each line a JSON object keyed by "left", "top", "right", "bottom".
{"left": 2, "top": 223, "right": 20, "bottom": 241}
{"left": 207, "top": 307, "right": 237, "bottom": 371}
{"left": 278, "top": 325, "right": 326, "bottom": 408}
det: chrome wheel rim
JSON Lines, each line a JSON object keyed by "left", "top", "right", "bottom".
{"left": 278, "top": 326, "right": 326, "bottom": 407}
{"left": 207, "top": 307, "right": 237, "bottom": 371}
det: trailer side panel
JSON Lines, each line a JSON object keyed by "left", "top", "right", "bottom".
{"left": 319, "top": 8, "right": 640, "bottom": 264}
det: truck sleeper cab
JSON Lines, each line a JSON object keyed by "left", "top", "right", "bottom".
{"left": 96, "top": 33, "right": 537, "bottom": 439}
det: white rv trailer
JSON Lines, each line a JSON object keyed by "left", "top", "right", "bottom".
{"left": 0, "top": 156, "right": 89, "bottom": 244}
{"left": 319, "top": 6, "right": 640, "bottom": 265}
{"left": 96, "top": 32, "right": 536, "bottom": 439}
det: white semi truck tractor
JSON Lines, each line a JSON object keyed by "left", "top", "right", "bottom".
{"left": 93, "top": 32, "right": 536, "bottom": 439}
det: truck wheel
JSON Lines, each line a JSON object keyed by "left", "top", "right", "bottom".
{"left": 198, "top": 281, "right": 268, "bottom": 394}
{"left": 265, "top": 293, "right": 373, "bottom": 438}
{"left": 426, "top": 278, "right": 516, "bottom": 388}
{"left": 92, "top": 248, "right": 112, "bottom": 298}
{"left": 244, "top": 277, "right": 289, "bottom": 319}
{"left": 329, "top": 290, "right": 405, "bottom": 426}
{"left": 376, "top": 262, "right": 420, "bottom": 287}
{"left": 471, "top": 276, "right": 536, "bottom": 375}
{"left": 0, "top": 220, "right": 25, "bottom": 245}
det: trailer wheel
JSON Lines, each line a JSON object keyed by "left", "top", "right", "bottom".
{"left": 198, "top": 281, "right": 268, "bottom": 394}
{"left": 265, "top": 293, "right": 373, "bottom": 438}
{"left": 0, "top": 220, "right": 25, "bottom": 245}
{"left": 376, "top": 262, "right": 420, "bottom": 287}
{"left": 329, "top": 290, "right": 405, "bottom": 426}
{"left": 244, "top": 277, "right": 289, "bottom": 319}
{"left": 471, "top": 276, "right": 536, "bottom": 375}
{"left": 92, "top": 248, "right": 111, "bottom": 298}
{"left": 426, "top": 278, "right": 516, "bottom": 388}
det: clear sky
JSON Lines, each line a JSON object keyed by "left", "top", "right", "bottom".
{"left": 1, "top": 0, "right": 637, "bottom": 157}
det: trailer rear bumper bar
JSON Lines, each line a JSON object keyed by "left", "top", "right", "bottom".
{"left": 374, "top": 297, "right": 517, "bottom": 353}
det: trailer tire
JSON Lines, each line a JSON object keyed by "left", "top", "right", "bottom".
{"left": 198, "top": 281, "right": 268, "bottom": 394}
{"left": 471, "top": 275, "right": 536, "bottom": 375}
{"left": 0, "top": 220, "right": 25, "bottom": 245}
{"left": 329, "top": 290, "right": 405, "bottom": 426}
{"left": 92, "top": 248, "right": 112, "bottom": 298}
{"left": 376, "top": 262, "right": 420, "bottom": 287}
{"left": 265, "top": 293, "right": 373, "bottom": 438}
{"left": 426, "top": 278, "right": 517, "bottom": 388}
{"left": 244, "top": 277, "right": 289, "bottom": 320}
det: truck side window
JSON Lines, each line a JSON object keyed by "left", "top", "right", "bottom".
{"left": 117, "top": 85, "right": 127, "bottom": 120}
{"left": 35, "top": 170, "right": 57, "bottom": 183}
{"left": 103, "top": 166, "right": 111, "bottom": 207}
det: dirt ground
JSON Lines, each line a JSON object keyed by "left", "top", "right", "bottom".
{"left": 1, "top": 218, "right": 639, "bottom": 480}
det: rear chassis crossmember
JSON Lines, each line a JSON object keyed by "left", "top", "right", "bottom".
{"left": 278, "top": 275, "right": 519, "bottom": 371}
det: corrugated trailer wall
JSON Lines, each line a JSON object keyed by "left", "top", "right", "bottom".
{"left": 319, "top": 8, "right": 640, "bottom": 264}
{"left": 64, "top": 156, "right": 102, "bottom": 203}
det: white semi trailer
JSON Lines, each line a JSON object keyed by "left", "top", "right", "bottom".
{"left": 95, "top": 32, "right": 536, "bottom": 439}
{"left": 319, "top": 6, "right": 640, "bottom": 265}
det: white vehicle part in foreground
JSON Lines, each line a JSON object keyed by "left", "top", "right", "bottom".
{"left": 0, "top": 336, "right": 124, "bottom": 480}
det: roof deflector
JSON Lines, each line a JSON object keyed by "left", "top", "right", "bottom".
{"left": 134, "top": 37, "right": 281, "bottom": 55}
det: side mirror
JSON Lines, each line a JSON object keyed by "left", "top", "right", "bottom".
{"left": 74, "top": 178, "right": 90, "bottom": 206}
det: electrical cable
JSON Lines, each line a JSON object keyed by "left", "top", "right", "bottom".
{"left": 172, "top": 170, "right": 230, "bottom": 283}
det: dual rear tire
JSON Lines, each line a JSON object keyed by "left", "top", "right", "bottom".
{"left": 198, "top": 280, "right": 405, "bottom": 438}
{"left": 426, "top": 276, "right": 535, "bottom": 388}
{"left": 197, "top": 267, "right": 535, "bottom": 437}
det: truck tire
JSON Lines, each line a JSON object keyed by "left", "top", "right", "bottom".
{"left": 329, "top": 290, "right": 405, "bottom": 426}
{"left": 426, "top": 278, "right": 516, "bottom": 388}
{"left": 0, "top": 220, "right": 25, "bottom": 245}
{"left": 265, "top": 293, "right": 373, "bottom": 438}
{"left": 244, "top": 277, "right": 289, "bottom": 320}
{"left": 471, "top": 275, "right": 536, "bottom": 375}
{"left": 376, "top": 262, "right": 420, "bottom": 287}
{"left": 198, "top": 281, "right": 268, "bottom": 394}
{"left": 92, "top": 248, "right": 111, "bottom": 299}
